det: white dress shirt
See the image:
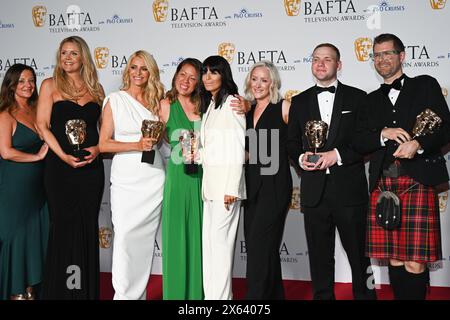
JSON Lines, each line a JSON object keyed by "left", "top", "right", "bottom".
{"left": 299, "top": 80, "right": 342, "bottom": 173}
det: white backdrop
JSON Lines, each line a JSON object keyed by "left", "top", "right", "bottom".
{"left": 1, "top": 0, "right": 449, "bottom": 287}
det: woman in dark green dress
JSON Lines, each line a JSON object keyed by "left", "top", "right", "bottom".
{"left": 159, "top": 58, "right": 204, "bottom": 299}
{"left": 0, "top": 64, "right": 49, "bottom": 300}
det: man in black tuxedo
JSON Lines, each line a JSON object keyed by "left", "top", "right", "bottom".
{"left": 354, "top": 33, "right": 450, "bottom": 300}
{"left": 287, "top": 43, "right": 376, "bottom": 300}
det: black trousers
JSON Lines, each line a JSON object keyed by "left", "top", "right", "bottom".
{"left": 244, "top": 182, "right": 291, "bottom": 300}
{"left": 303, "top": 175, "right": 376, "bottom": 300}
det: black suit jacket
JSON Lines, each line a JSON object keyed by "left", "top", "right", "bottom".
{"left": 287, "top": 82, "right": 368, "bottom": 208}
{"left": 353, "top": 75, "right": 450, "bottom": 191}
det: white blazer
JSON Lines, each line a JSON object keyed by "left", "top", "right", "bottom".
{"left": 199, "top": 95, "right": 246, "bottom": 201}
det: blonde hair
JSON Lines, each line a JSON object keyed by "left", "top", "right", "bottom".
{"left": 53, "top": 36, "right": 104, "bottom": 105}
{"left": 121, "top": 50, "right": 164, "bottom": 116}
{"left": 244, "top": 61, "right": 282, "bottom": 104}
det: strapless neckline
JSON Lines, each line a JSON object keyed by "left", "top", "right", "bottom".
{"left": 54, "top": 100, "right": 99, "bottom": 108}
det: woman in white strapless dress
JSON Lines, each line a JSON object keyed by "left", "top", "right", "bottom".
{"left": 99, "top": 50, "right": 165, "bottom": 300}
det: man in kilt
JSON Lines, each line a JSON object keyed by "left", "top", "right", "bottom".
{"left": 354, "top": 33, "right": 450, "bottom": 300}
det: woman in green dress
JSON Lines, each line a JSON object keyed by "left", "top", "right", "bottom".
{"left": 0, "top": 64, "right": 49, "bottom": 300}
{"left": 159, "top": 58, "right": 204, "bottom": 299}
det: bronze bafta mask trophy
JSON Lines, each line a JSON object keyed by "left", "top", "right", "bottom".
{"left": 411, "top": 108, "right": 442, "bottom": 139}
{"left": 65, "top": 119, "right": 90, "bottom": 161}
{"left": 141, "top": 119, "right": 164, "bottom": 164}
{"left": 305, "top": 120, "right": 328, "bottom": 163}
{"left": 179, "top": 129, "right": 199, "bottom": 174}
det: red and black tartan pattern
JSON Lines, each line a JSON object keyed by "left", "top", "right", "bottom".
{"left": 366, "top": 175, "right": 442, "bottom": 263}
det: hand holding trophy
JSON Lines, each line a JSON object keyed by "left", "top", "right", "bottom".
{"left": 141, "top": 119, "right": 164, "bottom": 164}
{"left": 179, "top": 129, "right": 199, "bottom": 174}
{"left": 411, "top": 108, "right": 442, "bottom": 139}
{"left": 65, "top": 119, "right": 90, "bottom": 161}
{"left": 305, "top": 120, "right": 328, "bottom": 163}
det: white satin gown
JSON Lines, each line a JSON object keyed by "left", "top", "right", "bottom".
{"left": 104, "top": 91, "right": 165, "bottom": 300}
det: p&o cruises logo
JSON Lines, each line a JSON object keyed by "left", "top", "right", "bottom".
{"left": 225, "top": 8, "right": 263, "bottom": 19}
{"left": 102, "top": 14, "right": 134, "bottom": 25}
{"left": 0, "top": 19, "right": 15, "bottom": 29}
{"left": 364, "top": 1, "right": 406, "bottom": 14}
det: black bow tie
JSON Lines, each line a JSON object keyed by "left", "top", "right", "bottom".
{"left": 316, "top": 86, "right": 336, "bottom": 94}
{"left": 380, "top": 75, "right": 404, "bottom": 95}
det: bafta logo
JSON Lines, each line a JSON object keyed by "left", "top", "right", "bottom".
{"left": 439, "top": 191, "right": 448, "bottom": 214}
{"left": 153, "top": 0, "right": 169, "bottom": 22}
{"left": 290, "top": 186, "right": 301, "bottom": 210}
{"left": 32, "top": 5, "right": 47, "bottom": 27}
{"left": 284, "top": 90, "right": 301, "bottom": 102}
{"left": 354, "top": 37, "right": 373, "bottom": 62}
{"left": 284, "top": 0, "right": 301, "bottom": 16}
{"left": 218, "top": 43, "right": 236, "bottom": 64}
{"left": 430, "top": 0, "right": 447, "bottom": 9}
{"left": 442, "top": 87, "right": 448, "bottom": 98}
{"left": 94, "top": 47, "right": 110, "bottom": 69}
{"left": 99, "top": 226, "right": 113, "bottom": 249}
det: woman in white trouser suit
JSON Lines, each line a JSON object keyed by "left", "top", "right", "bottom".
{"left": 99, "top": 51, "right": 165, "bottom": 300}
{"left": 197, "top": 55, "right": 246, "bottom": 300}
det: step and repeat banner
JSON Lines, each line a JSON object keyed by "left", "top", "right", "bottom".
{"left": 1, "top": 0, "right": 449, "bottom": 287}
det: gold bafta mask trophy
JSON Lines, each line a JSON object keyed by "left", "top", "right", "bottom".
{"left": 94, "top": 47, "right": 109, "bottom": 69}
{"left": 65, "top": 119, "right": 90, "bottom": 161}
{"left": 305, "top": 120, "right": 328, "bottom": 163}
{"left": 179, "top": 129, "right": 199, "bottom": 174}
{"left": 32, "top": 6, "right": 47, "bottom": 27}
{"left": 411, "top": 108, "right": 442, "bottom": 139}
{"left": 141, "top": 119, "right": 164, "bottom": 164}
{"left": 354, "top": 37, "right": 373, "bottom": 62}
{"left": 218, "top": 43, "right": 236, "bottom": 64}
{"left": 153, "top": 0, "right": 169, "bottom": 22}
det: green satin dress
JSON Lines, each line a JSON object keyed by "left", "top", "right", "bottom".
{"left": 0, "top": 122, "right": 49, "bottom": 299}
{"left": 162, "top": 100, "right": 203, "bottom": 300}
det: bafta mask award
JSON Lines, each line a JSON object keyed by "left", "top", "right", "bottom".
{"left": 65, "top": 119, "right": 90, "bottom": 161}
{"left": 305, "top": 120, "right": 328, "bottom": 163}
{"left": 411, "top": 108, "right": 442, "bottom": 139}
{"left": 179, "top": 129, "right": 199, "bottom": 174}
{"left": 141, "top": 119, "right": 164, "bottom": 164}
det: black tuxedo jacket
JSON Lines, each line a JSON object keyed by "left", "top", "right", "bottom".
{"left": 287, "top": 82, "right": 368, "bottom": 208}
{"left": 353, "top": 74, "right": 450, "bottom": 191}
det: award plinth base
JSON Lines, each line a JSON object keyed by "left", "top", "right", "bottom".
{"left": 73, "top": 149, "right": 90, "bottom": 162}
{"left": 141, "top": 150, "right": 155, "bottom": 164}
{"left": 307, "top": 154, "right": 321, "bottom": 163}
{"left": 184, "top": 163, "right": 198, "bottom": 174}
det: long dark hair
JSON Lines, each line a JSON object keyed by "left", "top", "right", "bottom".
{"left": 165, "top": 58, "right": 203, "bottom": 115}
{"left": 0, "top": 63, "right": 38, "bottom": 113}
{"left": 201, "top": 55, "right": 238, "bottom": 112}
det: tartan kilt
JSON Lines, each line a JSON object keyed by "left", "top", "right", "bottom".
{"left": 366, "top": 175, "right": 442, "bottom": 263}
